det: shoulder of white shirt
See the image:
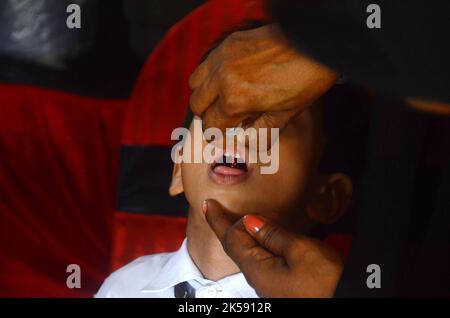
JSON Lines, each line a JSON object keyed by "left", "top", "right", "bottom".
{"left": 94, "top": 250, "right": 177, "bottom": 298}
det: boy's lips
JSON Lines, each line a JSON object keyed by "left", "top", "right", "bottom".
{"left": 209, "top": 151, "right": 251, "bottom": 185}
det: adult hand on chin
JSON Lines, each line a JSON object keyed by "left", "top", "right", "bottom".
{"left": 202, "top": 199, "right": 344, "bottom": 298}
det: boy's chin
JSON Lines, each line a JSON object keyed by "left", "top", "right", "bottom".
{"left": 200, "top": 196, "right": 279, "bottom": 220}
{"left": 208, "top": 198, "right": 249, "bottom": 217}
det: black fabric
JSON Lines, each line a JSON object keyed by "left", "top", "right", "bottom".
{"left": 124, "top": 0, "right": 205, "bottom": 62}
{"left": 318, "top": 85, "right": 370, "bottom": 234}
{"left": 0, "top": 1, "right": 205, "bottom": 98}
{"left": 269, "top": 0, "right": 450, "bottom": 103}
{"left": 118, "top": 146, "right": 188, "bottom": 216}
{"left": 0, "top": 0, "right": 98, "bottom": 69}
{"left": 335, "top": 98, "right": 450, "bottom": 297}
{"left": 0, "top": 0, "right": 141, "bottom": 99}
{"left": 269, "top": 0, "right": 450, "bottom": 297}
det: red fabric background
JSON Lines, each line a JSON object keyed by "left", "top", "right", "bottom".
{"left": 0, "top": 85, "right": 126, "bottom": 297}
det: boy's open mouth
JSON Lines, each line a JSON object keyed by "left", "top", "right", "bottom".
{"left": 209, "top": 153, "right": 249, "bottom": 185}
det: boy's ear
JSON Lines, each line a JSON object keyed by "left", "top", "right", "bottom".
{"left": 169, "top": 163, "right": 184, "bottom": 196}
{"left": 306, "top": 173, "right": 352, "bottom": 225}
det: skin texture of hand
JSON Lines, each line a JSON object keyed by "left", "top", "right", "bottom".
{"left": 202, "top": 199, "right": 345, "bottom": 298}
{"left": 189, "top": 24, "right": 339, "bottom": 132}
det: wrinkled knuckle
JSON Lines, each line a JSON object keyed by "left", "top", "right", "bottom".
{"left": 217, "top": 66, "right": 238, "bottom": 96}
{"left": 261, "top": 226, "right": 282, "bottom": 249}
{"left": 217, "top": 62, "right": 234, "bottom": 82}
{"left": 246, "top": 246, "right": 262, "bottom": 260}
{"left": 222, "top": 93, "right": 248, "bottom": 117}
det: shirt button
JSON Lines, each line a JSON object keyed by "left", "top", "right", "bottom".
{"left": 197, "top": 284, "right": 224, "bottom": 298}
{"left": 207, "top": 288, "right": 217, "bottom": 297}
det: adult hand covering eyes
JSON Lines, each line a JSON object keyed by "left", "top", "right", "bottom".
{"left": 189, "top": 24, "right": 338, "bottom": 132}
{"left": 202, "top": 199, "right": 344, "bottom": 298}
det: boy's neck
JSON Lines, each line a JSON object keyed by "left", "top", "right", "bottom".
{"left": 186, "top": 207, "right": 240, "bottom": 281}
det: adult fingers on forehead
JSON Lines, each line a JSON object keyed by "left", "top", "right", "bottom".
{"left": 202, "top": 98, "right": 247, "bottom": 132}
{"left": 252, "top": 110, "right": 298, "bottom": 131}
{"left": 190, "top": 60, "right": 244, "bottom": 118}
{"left": 189, "top": 34, "right": 228, "bottom": 78}
{"left": 189, "top": 59, "right": 211, "bottom": 91}
{"left": 188, "top": 39, "right": 228, "bottom": 91}
{"left": 189, "top": 75, "right": 220, "bottom": 117}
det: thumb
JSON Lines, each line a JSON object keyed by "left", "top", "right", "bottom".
{"left": 249, "top": 109, "right": 301, "bottom": 152}
{"left": 243, "top": 215, "right": 304, "bottom": 265}
{"left": 252, "top": 109, "right": 301, "bottom": 132}
{"left": 201, "top": 99, "right": 247, "bottom": 133}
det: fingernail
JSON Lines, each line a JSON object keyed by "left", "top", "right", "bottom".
{"left": 201, "top": 200, "right": 208, "bottom": 214}
{"left": 243, "top": 215, "right": 265, "bottom": 234}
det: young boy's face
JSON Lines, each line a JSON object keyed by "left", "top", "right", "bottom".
{"left": 170, "top": 105, "right": 352, "bottom": 229}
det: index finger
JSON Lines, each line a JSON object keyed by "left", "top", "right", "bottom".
{"left": 201, "top": 99, "right": 248, "bottom": 132}
{"left": 189, "top": 36, "right": 226, "bottom": 90}
{"left": 202, "top": 199, "right": 249, "bottom": 244}
{"left": 189, "top": 61, "right": 210, "bottom": 90}
{"left": 203, "top": 199, "right": 288, "bottom": 293}
{"left": 203, "top": 199, "right": 276, "bottom": 264}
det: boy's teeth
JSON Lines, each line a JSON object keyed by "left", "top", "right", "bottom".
{"left": 213, "top": 155, "right": 248, "bottom": 172}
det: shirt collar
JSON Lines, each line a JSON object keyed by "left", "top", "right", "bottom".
{"left": 140, "top": 239, "right": 258, "bottom": 297}
{"left": 140, "top": 239, "right": 203, "bottom": 293}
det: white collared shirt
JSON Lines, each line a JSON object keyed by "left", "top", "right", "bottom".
{"left": 95, "top": 239, "right": 259, "bottom": 298}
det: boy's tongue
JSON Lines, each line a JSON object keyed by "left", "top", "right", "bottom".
{"left": 213, "top": 154, "right": 248, "bottom": 176}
